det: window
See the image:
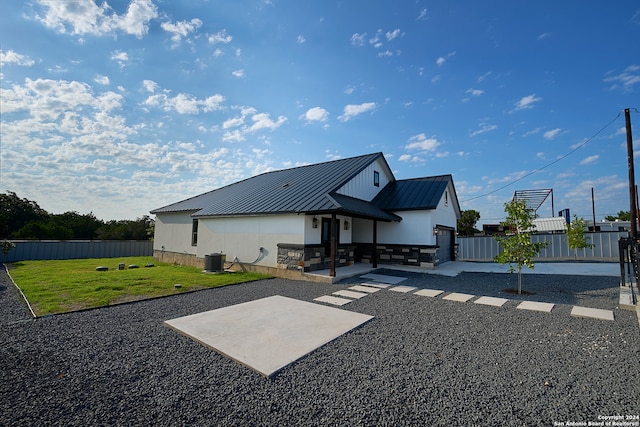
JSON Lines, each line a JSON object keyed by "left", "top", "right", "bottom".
{"left": 374, "top": 170, "right": 380, "bottom": 187}
{"left": 191, "top": 219, "right": 198, "bottom": 246}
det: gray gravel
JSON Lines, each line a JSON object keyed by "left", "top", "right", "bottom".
{"left": 1, "top": 266, "right": 639, "bottom": 426}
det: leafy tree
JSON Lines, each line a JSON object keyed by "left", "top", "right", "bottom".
{"left": 1, "top": 240, "right": 16, "bottom": 262}
{"left": 52, "top": 211, "right": 103, "bottom": 239}
{"left": 605, "top": 210, "right": 630, "bottom": 221}
{"left": 96, "top": 216, "right": 154, "bottom": 240}
{"left": 457, "top": 209, "right": 481, "bottom": 236}
{"left": 0, "top": 191, "right": 49, "bottom": 238}
{"left": 566, "top": 215, "right": 594, "bottom": 256}
{"left": 13, "top": 221, "right": 74, "bottom": 240}
{"left": 494, "top": 200, "right": 548, "bottom": 294}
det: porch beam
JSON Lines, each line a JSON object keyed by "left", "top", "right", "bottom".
{"left": 372, "top": 219, "right": 378, "bottom": 268}
{"left": 330, "top": 213, "right": 337, "bottom": 277}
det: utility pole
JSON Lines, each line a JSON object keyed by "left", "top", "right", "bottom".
{"left": 625, "top": 108, "right": 637, "bottom": 240}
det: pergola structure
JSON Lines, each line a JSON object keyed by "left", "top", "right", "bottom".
{"left": 512, "top": 188, "right": 554, "bottom": 216}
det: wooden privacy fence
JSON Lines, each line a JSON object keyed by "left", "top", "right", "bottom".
{"left": 457, "top": 231, "right": 626, "bottom": 262}
{"left": 1, "top": 240, "right": 153, "bottom": 263}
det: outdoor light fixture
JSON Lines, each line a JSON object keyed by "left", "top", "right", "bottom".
{"left": 344, "top": 221, "right": 349, "bottom": 230}
{"left": 433, "top": 227, "right": 438, "bottom": 236}
{"left": 312, "top": 217, "right": 318, "bottom": 228}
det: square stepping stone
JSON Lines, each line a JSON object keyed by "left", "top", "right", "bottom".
{"left": 414, "top": 289, "right": 444, "bottom": 297}
{"left": 349, "top": 285, "right": 381, "bottom": 293}
{"left": 314, "top": 295, "right": 353, "bottom": 306}
{"left": 517, "top": 301, "right": 554, "bottom": 313}
{"left": 360, "top": 282, "right": 390, "bottom": 289}
{"left": 442, "top": 292, "right": 475, "bottom": 302}
{"left": 389, "top": 285, "right": 418, "bottom": 293}
{"left": 165, "top": 295, "right": 373, "bottom": 377}
{"left": 333, "top": 290, "right": 368, "bottom": 299}
{"left": 571, "top": 306, "right": 614, "bottom": 321}
{"left": 361, "top": 273, "right": 407, "bottom": 284}
{"left": 474, "top": 296, "right": 509, "bottom": 307}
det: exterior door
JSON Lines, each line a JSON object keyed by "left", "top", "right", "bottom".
{"left": 436, "top": 228, "right": 453, "bottom": 263}
{"left": 321, "top": 218, "right": 339, "bottom": 254}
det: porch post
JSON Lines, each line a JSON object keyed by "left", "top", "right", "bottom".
{"left": 330, "top": 213, "right": 337, "bottom": 277}
{"left": 372, "top": 219, "right": 378, "bottom": 268}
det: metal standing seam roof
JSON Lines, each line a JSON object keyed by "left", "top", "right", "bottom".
{"left": 150, "top": 153, "right": 397, "bottom": 220}
{"left": 373, "top": 175, "right": 458, "bottom": 212}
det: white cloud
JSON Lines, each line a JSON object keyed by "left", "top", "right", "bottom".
{"left": 161, "top": 18, "right": 202, "bottom": 46}
{"left": 417, "top": 8, "right": 427, "bottom": 20}
{"left": 35, "top": 0, "right": 158, "bottom": 38}
{"left": 110, "top": 50, "right": 129, "bottom": 68}
{"left": 94, "top": 74, "right": 110, "bottom": 85}
{"left": 466, "top": 88, "right": 484, "bottom": 96}
{"left": 580, "top": 155, "right": 600, "bottom": 165}
{"left": 514, "top": 93, "right": 542, "bottom": 110}
{"left": 303, "top": 107, "right": 329, "bottom": 122}
{"left": 604, "top": 65, "right": 640, "bottom": 91}
{"left": 469, "top": 123, "right": 497, "bottom": 137}
{"left": 350, "top": 32, "right": 366, "bottom": 47}
{"left": 142, "top": 80, "right": 158, "bottom": 93}
{"left": 232, "top": 69, "right": 245, "bottom": 78}
{"left": 436, "top": 52, "right": 455, "bottom": 67}
{"left": 405, "top": 133, "right": 441, "bottom": 151}
{"left": 247, "top": 113, "right": 287, "bottom": 132}
{"left": 0, "top": 50, "right": 35, "bottom": 66}
{"left": 143, "top": 91, "right": 224, "bottom": 114}
{"left": 386, "top": 29, "right": 401, "bottom": 41}
{"left": 208, "top": 29, "right": 233, "bottom": 44}
{"left": 338, "top": 102, "right": 376, "bottom": 121}
{"left": 544, "top": 128, "right": 562, "bottom": 140}
{"left": 297, "top": 35, "right": 306, "bottom": 44}
{"left": 378, "top": 50, "right": 393, "bottom": 57}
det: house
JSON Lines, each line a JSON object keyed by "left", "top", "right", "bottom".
{"left": 150, "top": 152, "right": 461, "bottom": 277}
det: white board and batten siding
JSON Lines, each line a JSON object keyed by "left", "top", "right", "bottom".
{"left": 153, "top": 211, "right": 198, "bottom": 255}
{"left": 336, "top": 157, "right": 393, "bottom": 201}
{"left": 196, "top": 214, "right": 306, "bottom": 267}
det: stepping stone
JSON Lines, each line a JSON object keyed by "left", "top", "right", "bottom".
{"left": 333, "top": 290, "right": 368, "bottom": 299}
{"left": 474, "top": 296, "right": 509, "bottom": 307}
{"left": 517, "top": 301, "right": 554, "bottom": 313}
{"left": 349, "top": 285, "right": 381, "bottom": 293}
{"left": 442, "top": 293, "right": 475, "bottom": 302}
{"left": 414, "top": 289, "right": 444, "bottom": 297}
{"left": 571, "top": 306, "right": 615, "bottom": 321}
{"left": 360, "top": 282, "right": 390, "bottom": 289}
{"left": 361, "top": 273, "right": 407, "bottom": 284}
{"left": 314, "top": 295, "right": 353, "bottom": 306}
{"left": 389, "top": 285, "right": 418, "bottom": 293}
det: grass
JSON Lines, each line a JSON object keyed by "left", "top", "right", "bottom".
{"left": 6, "top": 256, "right": 272, "bottom": 316}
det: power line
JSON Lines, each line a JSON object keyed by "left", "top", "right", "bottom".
{"left": 461, "top": 110, "right": 625, "bottom": 203}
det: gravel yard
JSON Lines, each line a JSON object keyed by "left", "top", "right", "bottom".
{"left": 1, "top": 267, "right": 639, "bottom": 426}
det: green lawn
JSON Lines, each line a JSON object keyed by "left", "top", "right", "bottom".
{"left": 7, "top": 257, "right": 272, "bottom": 316}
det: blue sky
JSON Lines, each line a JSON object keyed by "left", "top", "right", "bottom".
{"left": 1, "top": 1, "right": 640, "bottom": 225}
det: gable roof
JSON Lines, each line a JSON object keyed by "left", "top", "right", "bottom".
{"left": 373, "top": 175, "right": 461, "bottom": 218}
{"left": 150, "top": 152, "right": 400, "bottom": 221}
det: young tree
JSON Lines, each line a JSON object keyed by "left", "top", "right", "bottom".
{"left": 457, "top": 209, "right": 481, "bottom": 236}
{"left": 605, "top": 210, "right": 630, "bottom": 221}
{"left": 566, "top": 215, "right": 594, "bottom": 256}
{"left": 494, "top": 200, "right": 548, "bottom": 294}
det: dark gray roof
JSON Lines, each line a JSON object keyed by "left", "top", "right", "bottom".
{"left": 373, "top": 175, "right": 460, "bottom": 214}
{"left": 150, "top": 152, "right": 399, "bottom": 221}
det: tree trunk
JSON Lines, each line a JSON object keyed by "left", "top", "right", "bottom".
{"left": 517, "top": 268, "right": 522, "bottom": 294}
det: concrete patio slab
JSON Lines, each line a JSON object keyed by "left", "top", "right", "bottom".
{"left": 442, "top": 293, "right": 475, "bottom": 302}
{"left": 389, "top": 285, "right": 418, "bottom": 293}
{"left": 571, "top": 306, "right": 615, "bottom": 321}
{"left": 313, "top": 295, "right": 353, "bottom": 306}
{"left": 360, "top": 282, "right": 390, "bottom": 289}
{"left": 164, "top": 295, "right": 373, "bottom": 377}
{"left": 414, "top": 289, "right": 444, "bottom": 297}
{"left": 517, "top": 301, "right": 555, "bottom": 313}
{"left": 333, "top": 290, "right": 368, "bottom": 299}
{"left": 361, "top": 273, "right": 407, "bottom": 284}
{"left": 474, "top": 296, "right": 509, "bottom": 307}
{"left": 349, "top": 285, "right": 382, "bottom": 293}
